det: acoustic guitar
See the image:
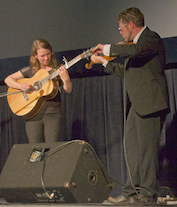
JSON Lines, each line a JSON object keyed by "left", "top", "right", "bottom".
{"left": 7, "top": 48, "right": 93, "bottom": 119}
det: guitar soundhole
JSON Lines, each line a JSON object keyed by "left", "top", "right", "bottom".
{"left": 33, "top": 80, "right": 42, "bottom": 91}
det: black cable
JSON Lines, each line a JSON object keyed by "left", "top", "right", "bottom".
{"left": 40, "top": 140, "right": 115, "bottom": 200}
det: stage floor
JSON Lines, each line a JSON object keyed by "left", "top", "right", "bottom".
{"left": 0, "top": 198, "right": 171, "bottom": 207}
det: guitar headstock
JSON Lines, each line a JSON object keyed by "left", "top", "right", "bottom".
{"left": 81, "top": 47, "right": 94, "bottom": 59}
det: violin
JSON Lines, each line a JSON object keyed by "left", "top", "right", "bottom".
{"left": 85, "top": 56, "right": 115, "bottom": 69}
{"left": 85, "top": 40, "right": 134, "bottom": 69}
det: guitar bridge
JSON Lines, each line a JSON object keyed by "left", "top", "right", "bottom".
{"left": 23, "top": 91, "right": 29, "bottom": 101}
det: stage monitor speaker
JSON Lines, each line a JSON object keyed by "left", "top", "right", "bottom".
{"left": 0, "top": 140, "right": 113, "bottom": 203}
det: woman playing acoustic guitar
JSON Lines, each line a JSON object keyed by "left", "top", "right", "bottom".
{"left": 4, "top": 39, "right": 72, "bottom": 143}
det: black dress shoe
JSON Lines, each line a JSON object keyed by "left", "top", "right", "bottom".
{"left": 128, "top": 194, "right": 156, "bottom": 204}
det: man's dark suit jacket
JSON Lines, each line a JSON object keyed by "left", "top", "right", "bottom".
{"left": 104, "top": 27, "right": 169, "bottom": 116}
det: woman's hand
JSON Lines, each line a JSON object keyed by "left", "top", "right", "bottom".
{"left": 20, "top": 83, "right": 32, "bottom": 91}
{"left": 57, "top": 66, "right": 72, "bottom": 93}
{"left": 57, "top": 66, "right": 70, "bottom": 82}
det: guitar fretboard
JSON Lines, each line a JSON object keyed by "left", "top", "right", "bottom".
{"left": 41, "top": 54, "right": 83, "bottom": 85}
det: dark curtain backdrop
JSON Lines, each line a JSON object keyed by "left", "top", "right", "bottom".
{"left": 0, "top": 37, "right": 177, "bottom": 198}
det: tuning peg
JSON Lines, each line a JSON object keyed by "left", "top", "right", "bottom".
{"left": 63, "top": 56, "right": 69, "bottom": 69}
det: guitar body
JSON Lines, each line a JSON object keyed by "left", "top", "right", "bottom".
{"left": 7, "top": 69, "right": 59, "bottom": 119}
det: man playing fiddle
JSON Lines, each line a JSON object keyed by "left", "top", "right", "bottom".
{"left": 91, "top": 7, "right": 169, "bottom": 204}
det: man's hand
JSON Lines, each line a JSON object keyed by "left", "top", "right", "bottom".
{"left": 92, "top": 44, "right": 105, "bottom": 54}
{"left": 91, "top": 53, "right": 107, "bottom": 64}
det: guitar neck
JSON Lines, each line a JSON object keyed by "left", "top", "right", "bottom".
{"left": 41, "top": 54, "right": 82, "bottom": 85}
{"left": 67, "top": 54, "right": 82, "bottom": 68}
{"left": 41, "top": 47, "right": 93, "bottom": 85}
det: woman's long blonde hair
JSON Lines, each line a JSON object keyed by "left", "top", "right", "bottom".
{"left": 30, "top": 39, "right": 59, "bottom": 72}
